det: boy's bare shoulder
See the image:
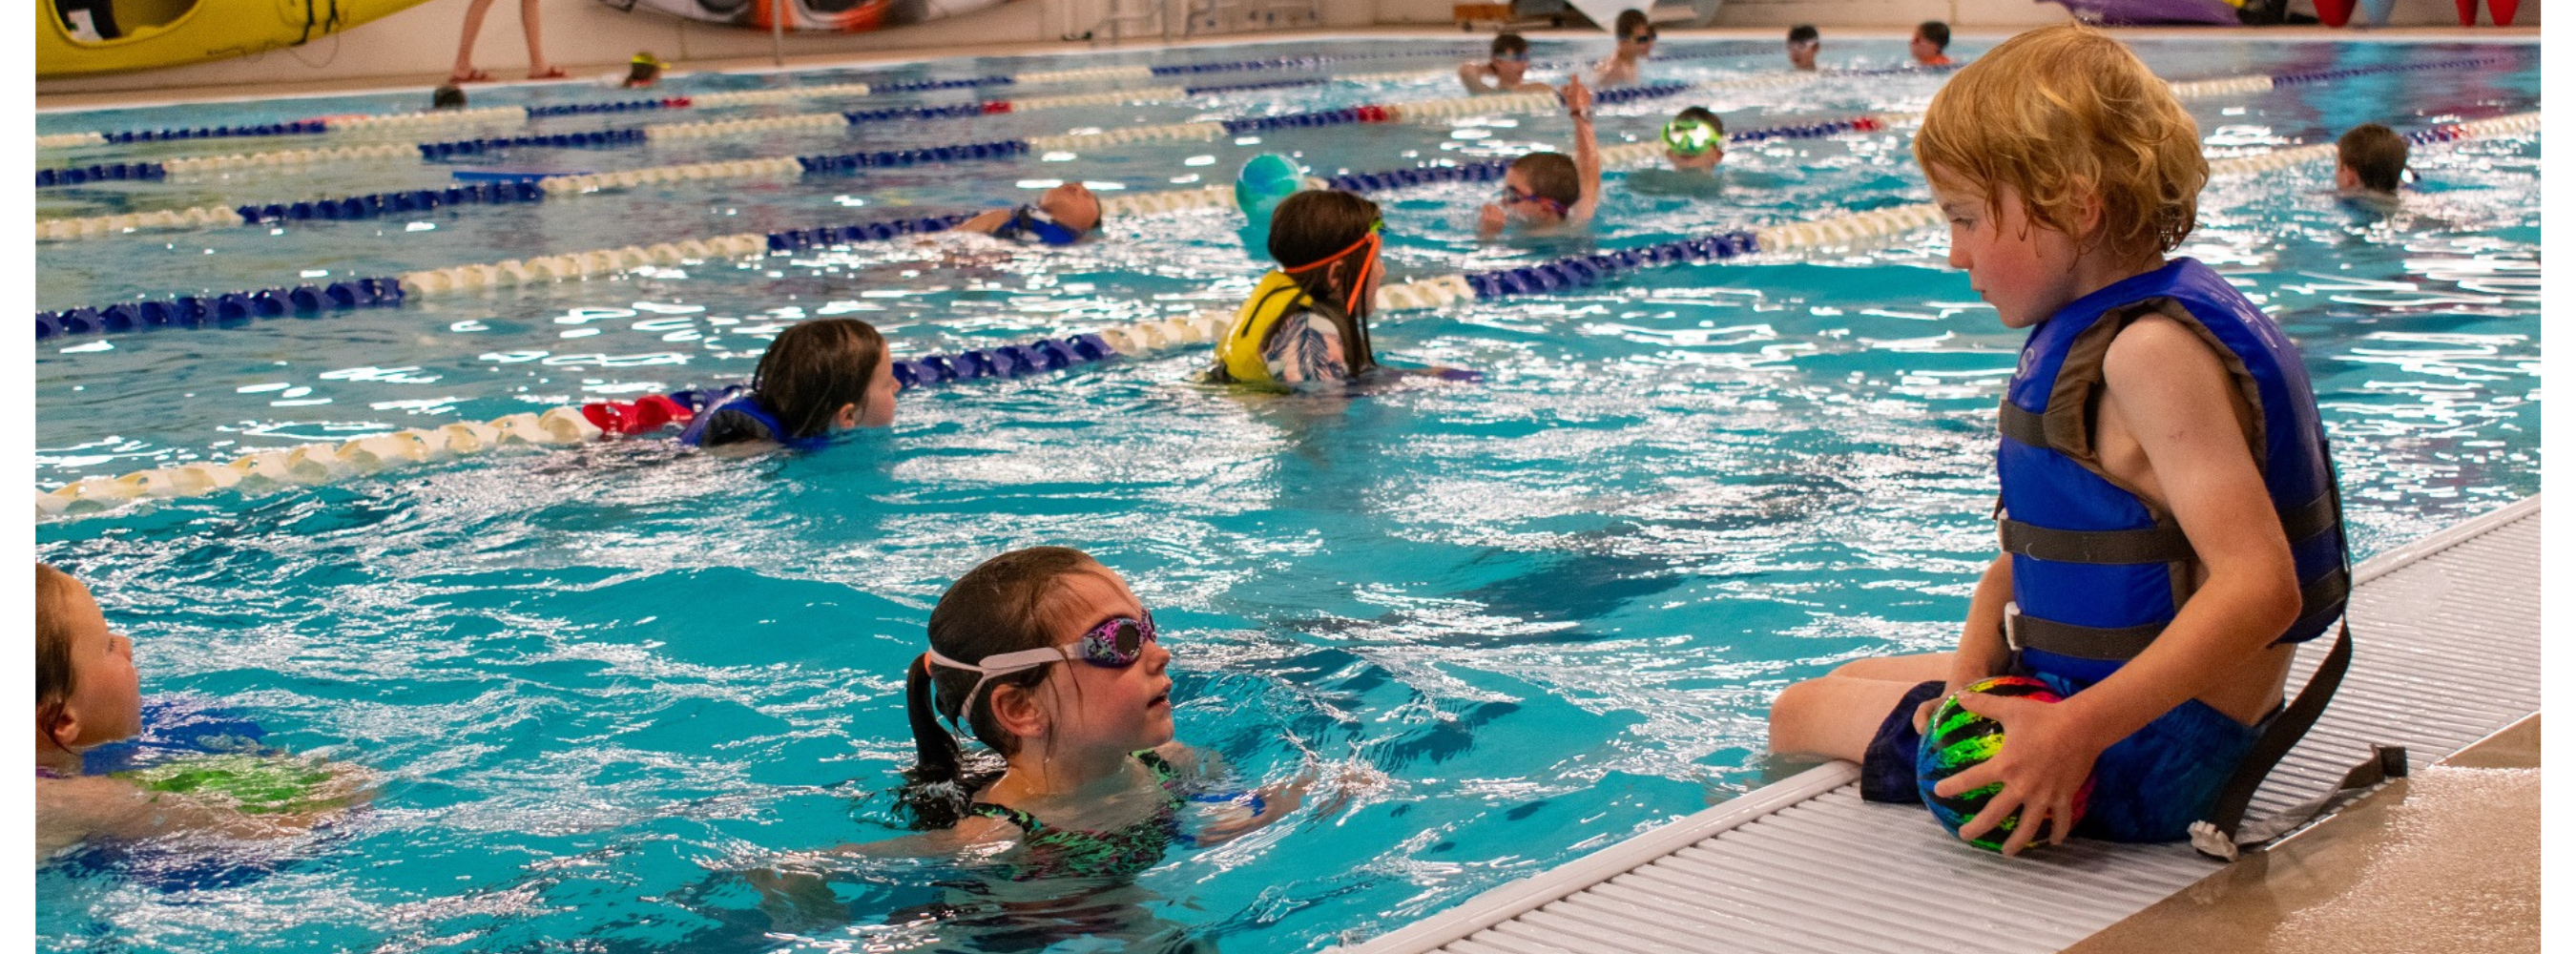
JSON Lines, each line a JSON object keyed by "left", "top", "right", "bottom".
{"left": 2103, "top": 310, "right": 2231, "bottom": 389}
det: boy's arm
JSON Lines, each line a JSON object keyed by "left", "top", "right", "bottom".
{"left": 1564, "top": 80, "right": 1602, "bottom": 224}
{"left": 1936, "top": 315, "right": 2303, "bottom": 855}
{"left": 1911, "top": 553, "right": 2014, "bottom": 732}
{"left": 953, "top": 208, "right": 1010, "bottom": 235}
{"left": 1459, "top": 62, "right": 1494, "bottom": 93}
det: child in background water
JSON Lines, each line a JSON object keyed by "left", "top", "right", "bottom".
{"left": 2334, "top": 123, "right": 2408, "bottom": 207}
{"left": 35, "top": 564, "right": 363, "bottom": 860}
{"left": 678, "top": 318, "right": 899, "bottom": 451}
{"left": 897, "top": 547, "right": 1307, "bottom": 877}
{"left": 1478, "top": 78, "right": 1602, "bottom": 238}
{"left": 1208, "top": 190, "right": 1386, "bottom": 387}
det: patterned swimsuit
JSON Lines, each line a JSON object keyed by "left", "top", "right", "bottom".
{"left": 967, "top": 751, "right": 1188, "bottom": 880}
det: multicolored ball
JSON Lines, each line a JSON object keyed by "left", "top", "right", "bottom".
{"left": 1915, "top": 675, "right": 2093, "bottom": 852}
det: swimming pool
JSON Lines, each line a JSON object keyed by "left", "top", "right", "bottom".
{"left": 35, "top": 33, "right": 2540, "bottom": 954}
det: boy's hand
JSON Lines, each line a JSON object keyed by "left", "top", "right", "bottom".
{"left": 1928, "top": 691, "right": 2109, "bottom": 857}
{"left": 1477, "top": 202, "right": 1508, "bottom": 237}
{"left": 1561, "top": 77, "right": 1593, "bottom": 115}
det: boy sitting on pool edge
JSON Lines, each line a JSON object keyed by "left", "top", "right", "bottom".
{"left": 1766, "top": 24, "right": 2351, "bottom": 857}
{"left": 1478, "top": 78, "right": 1602, "bottom": 238}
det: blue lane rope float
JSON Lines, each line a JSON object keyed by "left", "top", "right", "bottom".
{"left": 522, "top": 97, "right": 694, "bottom": 117}
{"left": 233, "top": 180, "right": 545, "bottom": 225}
{"left": 35, "top": 279, "right": 405, "bottom": 340}
{"left": 35, "top": 161, "right": 169, "bottom": 187}
{"left": 762, "top": 212, "right": 982, "bottom": 251}
{"left": 416, "top": 128, "right": 649, "bottom": 159}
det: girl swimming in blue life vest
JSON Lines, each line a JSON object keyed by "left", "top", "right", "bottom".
{"left": 676, "top": 318, "right": 899, "bottom": 451}
{"left": 1207, "top": 190, "right": 1386, "bottom": 386}
{"left": 35, "top": 563, "right": 368, "bottom": 861}
{"left": 878, "top": 547, "right": 1308, "bottom": 880}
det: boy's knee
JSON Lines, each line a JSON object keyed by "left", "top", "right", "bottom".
{"left": 1768, "top": 678, "right": 1827, "bottom": 751}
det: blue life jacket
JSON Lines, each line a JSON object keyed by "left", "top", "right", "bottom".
{"left": 677, "top": 393, "right": 830, "bottom": 452}
{"left": 989, "top": 204, "right": 1084, "bottom": 246}
{"left": 1999, "top": 258, "right": 2349, "bottom": 687}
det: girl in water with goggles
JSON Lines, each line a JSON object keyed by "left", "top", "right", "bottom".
{"left": 895, "top": 547, "right": 1307, "bottom": 877}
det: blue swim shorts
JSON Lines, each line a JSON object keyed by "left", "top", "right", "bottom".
{"left": 1858, "top": 671, "right": 2270, "bottom": 842}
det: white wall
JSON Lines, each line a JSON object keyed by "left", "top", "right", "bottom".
{"left": 35, "top": 0, "right": 2533, "bottom": 99}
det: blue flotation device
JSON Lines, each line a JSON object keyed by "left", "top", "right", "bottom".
{"left": 1997, "top": 257, "right": 2349, "bottom": 687}
{"left": 987, "top": 204, "right": 1085, "bottom": 246}
{"left": 677, "top": 392, "right": 831, "bottom": 452}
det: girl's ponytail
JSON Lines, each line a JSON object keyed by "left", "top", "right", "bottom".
{"left": 906, "top": 653, "right": 962, "bottom": 785}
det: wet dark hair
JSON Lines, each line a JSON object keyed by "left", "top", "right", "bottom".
{"left": 1615, "top": 9, "right": 1651, "bottom": 39}
{"left": 1510, "top": 151, "right": 1581, "bottom": 206}
{"left": 35, "top": 563, "right": 82, "bottom": 745}
{"left": 1674, "top": 106, "right": 1723, "bottom": 136}
{"left": 2337, "top": 123, "right": 2408, "bottom": 194}
{"left": 1265, "top": 190, "right": 1382, "bottom": 375}
{"left": 901, "top": 546, "right": 1107, "bottom": 828}
{"left": 698, "top": 318, "right": 886, "bottom": 447}
{"left": 1491, "top": 32, "right": 1528, "bottom": 57}
{"left": 1917, "top": 21, "right": 1951, "bottom": 52}
{"left": 1788, "top": 24, "right": 1818, "bottom": 46}
{"left": 431, "top": 85, "right": 467, "bottom": 110}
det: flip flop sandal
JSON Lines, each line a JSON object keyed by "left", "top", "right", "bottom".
{"left": 530, "top": 67, "right": 570, "bottom": 80}
{"left": 447, "top": 70, "right": 492, "bottom": 84}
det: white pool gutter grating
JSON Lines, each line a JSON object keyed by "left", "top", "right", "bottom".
{"left": 1341, "top": 494, "right": 2542, "bottom": 954}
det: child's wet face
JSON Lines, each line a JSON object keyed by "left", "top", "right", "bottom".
{"left": 1036, "top": 569, "right": 1174, "bottom": 754}
{"left": 859, "top": 356, "right": 899, "bottom": 428}
{"left": 52, "top": 581, "right": 141, "bottom": 751}
{"left": 1668, "top": 144, "right": 1722, "bottom": 172}
{"left": 1787, "top": 41, "right": 1818, "bottom": 71}
{"left": 1491, "top": 57, "right": 1527, "bottom": 84}
{"left": 1501, "top": 169, "right": 1563, "bottom": 224}
{"left": 1909, "top": 32, "right": 1939, "bottom": 63}
{"left": 1929, "top": 169, "right": 2086, "bottom": 330}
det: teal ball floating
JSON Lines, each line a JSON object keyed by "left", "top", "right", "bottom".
{"left": 1235, "top": 153, "right": 1303, "bottom": 231}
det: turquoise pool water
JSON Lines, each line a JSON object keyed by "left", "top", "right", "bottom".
{"left": 35, "top": 34, "right": 2540, "bottom": 954}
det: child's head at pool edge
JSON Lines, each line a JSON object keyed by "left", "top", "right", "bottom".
{"left": 905, "top": 548, "right": 1173, "bottom": 816}
{"left": 36, "top": 563, "right": 142, "bottom": 774}
{"left": 1913, "top": 24, "right": 2205, "bottom": 328}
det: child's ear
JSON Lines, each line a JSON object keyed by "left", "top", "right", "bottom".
{"left": 833, "top": 402, "right": 861, "bottom": 430}
{"left": 41, "top": 705, "right": 77, "bottom": 751}
{"left": 987, "top": 684, "right": 1049, "bottom": 739}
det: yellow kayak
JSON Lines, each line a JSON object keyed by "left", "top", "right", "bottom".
{"left": 39, "top": 0, "right": 440, "bottom": 78}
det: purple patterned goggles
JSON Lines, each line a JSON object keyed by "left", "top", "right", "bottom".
{"left": 927, "top": 613, "right": 1160, "bottom": 726}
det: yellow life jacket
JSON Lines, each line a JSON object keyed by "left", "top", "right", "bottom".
{"left": 1215, "top": 271, "right": 1314, "bottom": 384}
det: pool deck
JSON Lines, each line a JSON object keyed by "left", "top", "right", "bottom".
{"left": 1338, "top": 495, "right": 2542, "bottom": 954}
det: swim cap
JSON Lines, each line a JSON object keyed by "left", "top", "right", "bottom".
{"left": 632, "top": 52, "right": 665, "bottom": 68}
{"left": 1915, "top": 675, "right": 2094, "bottom": 852}
{"left": 1235, "top": 154, "right": 1304, "bottom": 231}
{"left": 1662, "top": 117, "right": 1719, "bottom": 156}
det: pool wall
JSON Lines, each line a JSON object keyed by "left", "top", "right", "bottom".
{"left": 37, "top": 0, "right": 2532, "bottom": 102}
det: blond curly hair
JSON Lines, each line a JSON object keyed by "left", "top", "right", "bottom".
{"left": 1914, "top": 24, "right": 2206, "bottom": 265}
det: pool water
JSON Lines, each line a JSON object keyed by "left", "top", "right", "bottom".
{"left": 35, "top": 34, "right": 2540, "bottom": 954}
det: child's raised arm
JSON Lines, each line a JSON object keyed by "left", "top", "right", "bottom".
{"left": 1563, "top": 79, "right": 1603, "bottom": 226}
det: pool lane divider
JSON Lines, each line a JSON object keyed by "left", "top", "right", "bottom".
{"left": 33, "top": 111, "right": 1903, "bottom": 331}
{"left": 37, "top": 108, "right": 2533, "bottom": 333}
{"left": 32, "top": 311, "right": 1225, "bottom": 519}
{"left": 1365, "top": 111, "right": 2544, "bottom": 312}
{"left": 31, "top": 111, "right": 2541, "bottom": 516}
{"left": 35, "top": 47, "right": 1496, "bottom": 154}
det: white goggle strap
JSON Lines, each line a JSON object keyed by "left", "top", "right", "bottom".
{"left": 924, "top": 646, "right": 1070, "bottom": 728}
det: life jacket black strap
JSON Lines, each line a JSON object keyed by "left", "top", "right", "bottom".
{"left": 1998, "top": 399, "right": 2048, "bottom": 448}
{"left": 2189, "top": 618, "right": 2404, "bottom": 861}
{"left": 2006, "top": 563, "right": 2351, "bottom": 663}
{"left": 2006, "top": 611, "right": 2163, "bottom": 661}
{"left": 2001, "top": 517, "right": 2193, "bottom": 565}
